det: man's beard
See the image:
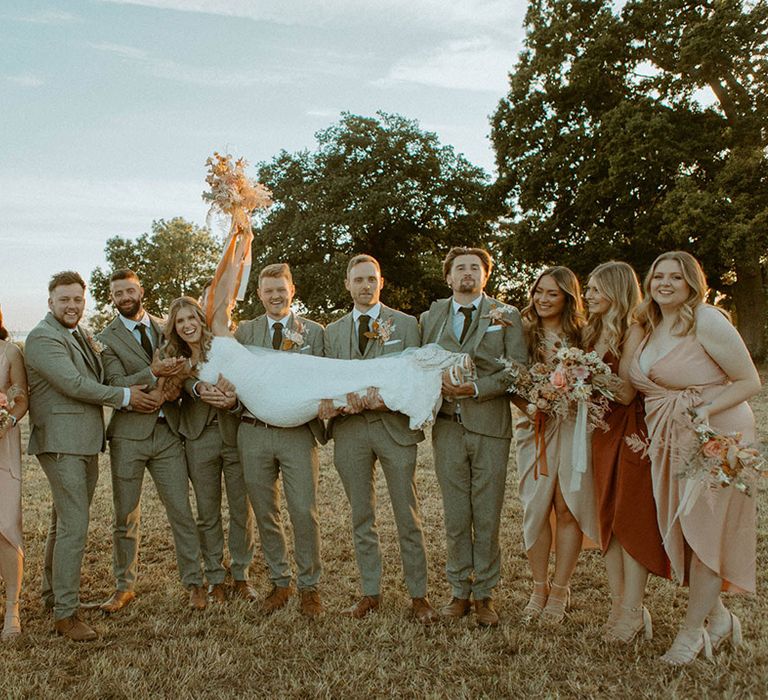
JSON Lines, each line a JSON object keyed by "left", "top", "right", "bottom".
{"left": 458, "top": 279, "right": 478, "bottom": 293}
{"left": 117, "top": 299, "right": 142, "bottom": 319}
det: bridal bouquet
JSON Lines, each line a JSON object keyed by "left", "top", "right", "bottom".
{"left": 203, "top": 152, "right": 272, "bottom": 221}
{"left": 678, "top": 410, "right": 766, "bottom": 497}
{"left": 0, "top": 386, "right": 21, "bottom": 432}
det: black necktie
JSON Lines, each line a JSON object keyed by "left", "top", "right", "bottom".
{"left": 272, "top": 322, "right": 284, "bottom": 350}
{"left": 72, "top": 330, "right": 90, "bottom": 357}
{"left": 135, "top": 323, "right": 153, "bottom": 359}
{"left": 459, "top": 305, "right": 475, "bottom": 343}
{"left": 358, "top": 314, "right": 370, "bottom": 355}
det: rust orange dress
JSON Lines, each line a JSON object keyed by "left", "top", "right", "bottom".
{"left": 591, "top": 352, "right": 669, "bottom": 578}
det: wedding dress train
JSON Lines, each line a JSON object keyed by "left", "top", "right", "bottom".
{"left": 198, "top": 337, "right": 468, "bottom": 430}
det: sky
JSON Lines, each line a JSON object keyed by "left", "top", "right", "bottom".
{"left": 1, "top": 0, "right": 527, "bottom": 333}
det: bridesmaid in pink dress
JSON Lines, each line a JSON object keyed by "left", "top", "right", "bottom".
{"left": 584, "top": 262, "right": 669, "bottom": 644}
{"left": 0, "top": 306, "right": 28, "bottom": 641}
{"left": 629, "top": 251, "right": 761, "bottom": 665}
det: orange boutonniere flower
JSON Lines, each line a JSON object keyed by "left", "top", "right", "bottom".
{"left": 281, "top": 321, "right": 308, "bottom": 350}
{"left": 364, "top": 317, "right": 396, "bottom": 344}
{"left": 482, "top": 303, "right": 515, "bottom": 327}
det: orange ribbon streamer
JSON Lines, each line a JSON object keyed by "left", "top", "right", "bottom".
{"left": 204, "top": 222, "right": 253, "bottom": 329}
{"left": 534, "top": 410, "right": 549, "bottom": 480}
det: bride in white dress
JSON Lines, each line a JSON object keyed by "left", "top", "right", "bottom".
{"left": 155, "top": 154, "right": 471, "bottom": 429}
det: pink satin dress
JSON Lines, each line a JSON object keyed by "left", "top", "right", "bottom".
{"left": 630, "top": 335, "right": 756, "bottom": 593}
{"left": 0, "top": 344, "right": 23, "bottom": 555}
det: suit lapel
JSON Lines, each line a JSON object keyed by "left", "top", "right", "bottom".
{"left": 340, "top": 313, "right": 356, "bottom": 360}
{"left": 460, "top": 295, "right": 487, "bottom": 349}
{"left": 426, "top": 299, "right": 452, "bottom": 345}
{"left": 109, "top": 317, "right": 151, "bottom": 364}
{"left": 256, "top": 315, "right": 270, "bottom": 348}
{"left": 74, "top": 324, "right": 102, "bottom": 377}
{"left": 45, "top": 314, "right": 99, "bottom": 378}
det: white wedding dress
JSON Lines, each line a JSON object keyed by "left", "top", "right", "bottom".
{"left": 198, "top": 337, "right": 467, "bottom": 430}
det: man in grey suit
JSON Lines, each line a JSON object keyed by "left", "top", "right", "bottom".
{"left": 98, "top": 269, "right": 208, "bottom": 612}
{"left": 420, "top": 247, "right": 526, "bottom": 627}
{"left": 25, "top": 271, "right": 156, "bottom": 641}
{"left": 234, "top": 263, "right": 325, "bottom": 618}
{"left": 321, "top": 254, "right": 437, "bottom": 623}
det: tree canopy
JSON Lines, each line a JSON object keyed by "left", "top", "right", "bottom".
{"left": 89, "top": 217, "right": 221, "bottom": 328}
{"left": 491, "top": 0, "right": 768, "bottom": 357}
{"left": 242, "top": 111, "right": 496, "bottom": 321}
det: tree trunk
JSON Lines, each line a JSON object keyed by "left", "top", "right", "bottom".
{"left": 732, "top": 255, "right": 766, "bottom": 361}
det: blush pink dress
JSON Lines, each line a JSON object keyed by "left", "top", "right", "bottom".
{"left": 0, "top": 344, "right": 23, "bottom": 555}
{"left": 630, "top": 335, "right": 756, "bottom": 593}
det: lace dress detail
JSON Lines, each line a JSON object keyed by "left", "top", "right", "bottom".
{"left": 198, "top": 337, "right": 467, "bottom": 430}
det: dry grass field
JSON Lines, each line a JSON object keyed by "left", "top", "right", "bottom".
{"left": 1, "top": 369, "right": 767, "bottom": 699}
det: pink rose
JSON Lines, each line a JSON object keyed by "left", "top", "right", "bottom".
{"left": 701, "top": 438, "right": 723, "bottom": 459}
{"left": 550, "top": 369, "right": 567, "bottom": 390}
{"left": 572, "top": 365, "right": 589, "bottom": 381}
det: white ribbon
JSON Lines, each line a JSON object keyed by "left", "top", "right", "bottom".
{"left": 570, "top": 400, "right": 589, "bottom": 492}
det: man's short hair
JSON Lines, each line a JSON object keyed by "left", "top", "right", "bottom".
{"left": 442, "top": 247, "right": 493, "bottom": 279}
{"left": 258, "top": 263, "right": 293, "bottom": 286}
{"left": 346, "top": 254, "right": 381, "bottom": 277}
{"left": 109, "top": 269, "right": 141, "bottom": 285}
{"left": 48, "top": 271, "right": 86, "bottom": 294}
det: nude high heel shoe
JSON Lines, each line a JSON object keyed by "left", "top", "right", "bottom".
{"left": 541, "top": 582, "right": 570, "bottom": 624}
{"left": 660, "top": 626, "right": 713, "bottom": 665}
{"left": 521, "top": 580, "right": 549, "bottom": 624}
{"left": 708, "top": 611, "right": 743, "bottom": 652}
{"left": 605, "top": 605, "right": 652, "bottom": 643}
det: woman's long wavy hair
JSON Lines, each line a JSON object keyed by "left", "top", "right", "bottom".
{"left": 522, "top": 266, "right": 585, "bottom": 362}
{"left": 635, "top": 251, "right": 711, "bottom": 336}
{"left": 0, "top": 305, "right": 8, "bottom": 341}
{"left": 163, "top": 296, "right": 213, "bottom": 364}
{"left": 582, "top": 261, "right": 642, "bottom": 358}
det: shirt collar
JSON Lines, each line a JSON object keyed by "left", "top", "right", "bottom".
{"left": 119, "top": 311, "right": 149, "bottom": 332}
{"left": 353, "top": 303, "right": 381, "bottom": 324}
{"left": 451, "top": 295, "right": 482, "bottom": 315}
{"left": 267, "top": 312, "right": 291, "bottom": 329}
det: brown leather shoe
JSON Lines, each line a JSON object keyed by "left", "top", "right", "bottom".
{"left": 54, "top": 615, "right": 98, "bottom": 642}
{"left": 232, "top": 580, "right": 258, "bottom": 601}
{"left": 208, "top": 583, "right": 227, "bottom": 603}
{"left": 412, "top": 597, "right": 439, "bottom": 625}
{"left": 188, "top": 585, "right": 207, "bottom": 610}
{"left": 300, "top": 589, "right": 323, "bottom": 618}
{"left": 440, "top": 597, "right": 471, "bottom": 619}
{"left": 475, "top": 598, "right": 499, "bottom": 627}
{"left": 342, "top": 595, "right": 380, "bottom": 619}
{"left": 260, "top": 585, "right": 293, "bottom": 614}
{"left": 100, "top": 590, "right": 136, "bottom": 614}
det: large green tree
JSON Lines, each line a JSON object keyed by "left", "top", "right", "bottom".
{"left": 492, "top": 0, "right": 768, "bottom": 358}
{"left": 243, "top": 112, "right": 495, "bottom": 321}
{"left": 89, "top": 217, "right": 221, "bottom": 328}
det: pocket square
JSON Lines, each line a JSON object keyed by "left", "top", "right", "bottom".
{"left": 485, "top": 325, "right": 502, "bottom": 333}
{"left": 383, "top": 339, "right": 402, "bottom": 346}
{"left": 299, "top": 346, "right": 311, "bottom": 352}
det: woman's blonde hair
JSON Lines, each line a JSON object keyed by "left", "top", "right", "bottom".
{"left": 635, "top": 251, "right": 710, "bottom": 336}
{"left": 522, "top": 266, "right": 585, "bottom": 361}
{"left": 163, "top": 296, "right": 213, "bottom": 363}
{"left": 582, "top": 261, "right": 642, "bottom": 358}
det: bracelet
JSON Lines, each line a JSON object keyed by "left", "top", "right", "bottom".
{"left": 10, "top": 415, "right": 17, "bottom": 427}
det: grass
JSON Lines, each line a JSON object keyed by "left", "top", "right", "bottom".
{"left": 1, "top": 368, "right": 767, "bottom": 699}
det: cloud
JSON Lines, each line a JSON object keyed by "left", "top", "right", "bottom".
{"left": 96, "top": 0, "right": 522, "bottom": 33}
{"left": 10, "top": 9, "right": 79, "bottom": 24}
{"left": 4, "top": 74, "right": 45, "bottom": 87}
{"left": 88, "top": 42, "right": 290, "bottom": 87}
{"left": 377, "top": 36, "right": 517, "bottom": 93}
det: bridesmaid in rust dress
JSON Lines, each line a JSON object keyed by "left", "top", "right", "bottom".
{"left": 583, "top": 262, "right": 669, "bottom": 644}
{"left": 0, "top": 306, "right": 28, "bottom": 641}
{"left": 630, "top": 251, "right": 761, "bottom": 665}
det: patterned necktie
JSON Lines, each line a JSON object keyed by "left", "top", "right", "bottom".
{"left": 135, "top": 323, "right": 153, "bottom": 359}
{"left": 272, "top": 321, "right": 284, "bottom": 350}
{"left": 358, "top": 314, "right": 370, "bottom": 355}
{"left": 458, "top": 305, "right": 475, "bottom": 343}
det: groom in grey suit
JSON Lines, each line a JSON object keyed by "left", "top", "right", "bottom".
{"left": 98, "top": 269, "right": 207, "bottom": 612}
{"left": 322, "top": 254, "right": 437, "bottom": 623}
{"left": 234, "top": 263, "right": 325, "bottom": 618}
{"left": 25, "top": 271, "right": 156, "bottom": 641}
{"left": 420, "top": 247, "right": 526, "bottom": 627}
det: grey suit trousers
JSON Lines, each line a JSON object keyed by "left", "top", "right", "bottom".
{"left": 109, "top": 424, "right": 202, "bottom": 589}
{"left": 432, "top": 417, "right": 510, "bottom": 600}
{"left": 185, "top": 424, "right": 255, "bottom": 583}
{"left": 237, "top": 421, "right": 321, "bottom": 590}
{"left": 38, "top": 452, "right": 99, "bottom": 621}
{"left": 333, "top": 415, "right": 428, "bottom": 598}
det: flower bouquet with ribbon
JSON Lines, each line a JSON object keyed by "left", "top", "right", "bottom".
{"left": 0, "top": 385, "right": 22, "bottom": 433}
{"left": 504, "top": 347, "right": 622, "bottom": 488}
{"left": 674, "top": 409, "right": 766, "bottom": 515}
{"left": 202, "top": 152, "right": 273, "bottom": 326}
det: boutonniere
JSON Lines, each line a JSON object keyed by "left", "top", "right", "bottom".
{"left": 365, "top": 317, "right": 396, "bottom": 344}
{"left": 482, "top": 303, "right": 515, "bottom": 327}
{"left": 86, "top": 333, "right": 106, "bottom": 355}
{"left": 281, "top": 320, "right": 308, "bottom": 350}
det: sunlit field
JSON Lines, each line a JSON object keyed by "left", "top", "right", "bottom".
{"left": 1, "top": 369, "right": 766, "bottom": 699}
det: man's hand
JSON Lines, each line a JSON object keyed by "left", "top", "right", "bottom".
{"left": 342, "top": 391, "right": 367, "bottom": 415}
{"left": 441, "top": 374, "right": 476, "bottom": 399}
{"left": 318, "top": 398, "right": 342, "bottom": 420}
{"left": 214, "top": 374, "right": 236, "bottom": 395}
{"left": 150, "top": 350, "right": 188, "bottom": 378}
{"left": 129, "top": 385, "right": 161, "bottom": 413}
{"left": 199, "top": 383, "right": 236, "bottom": 410}
{"left": 364, "top": 387, "right": 386, "bottom": 411}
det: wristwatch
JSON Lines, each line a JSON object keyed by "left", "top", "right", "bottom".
{"left": 9, "top": 415, "right": 17, "bottom": 427}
